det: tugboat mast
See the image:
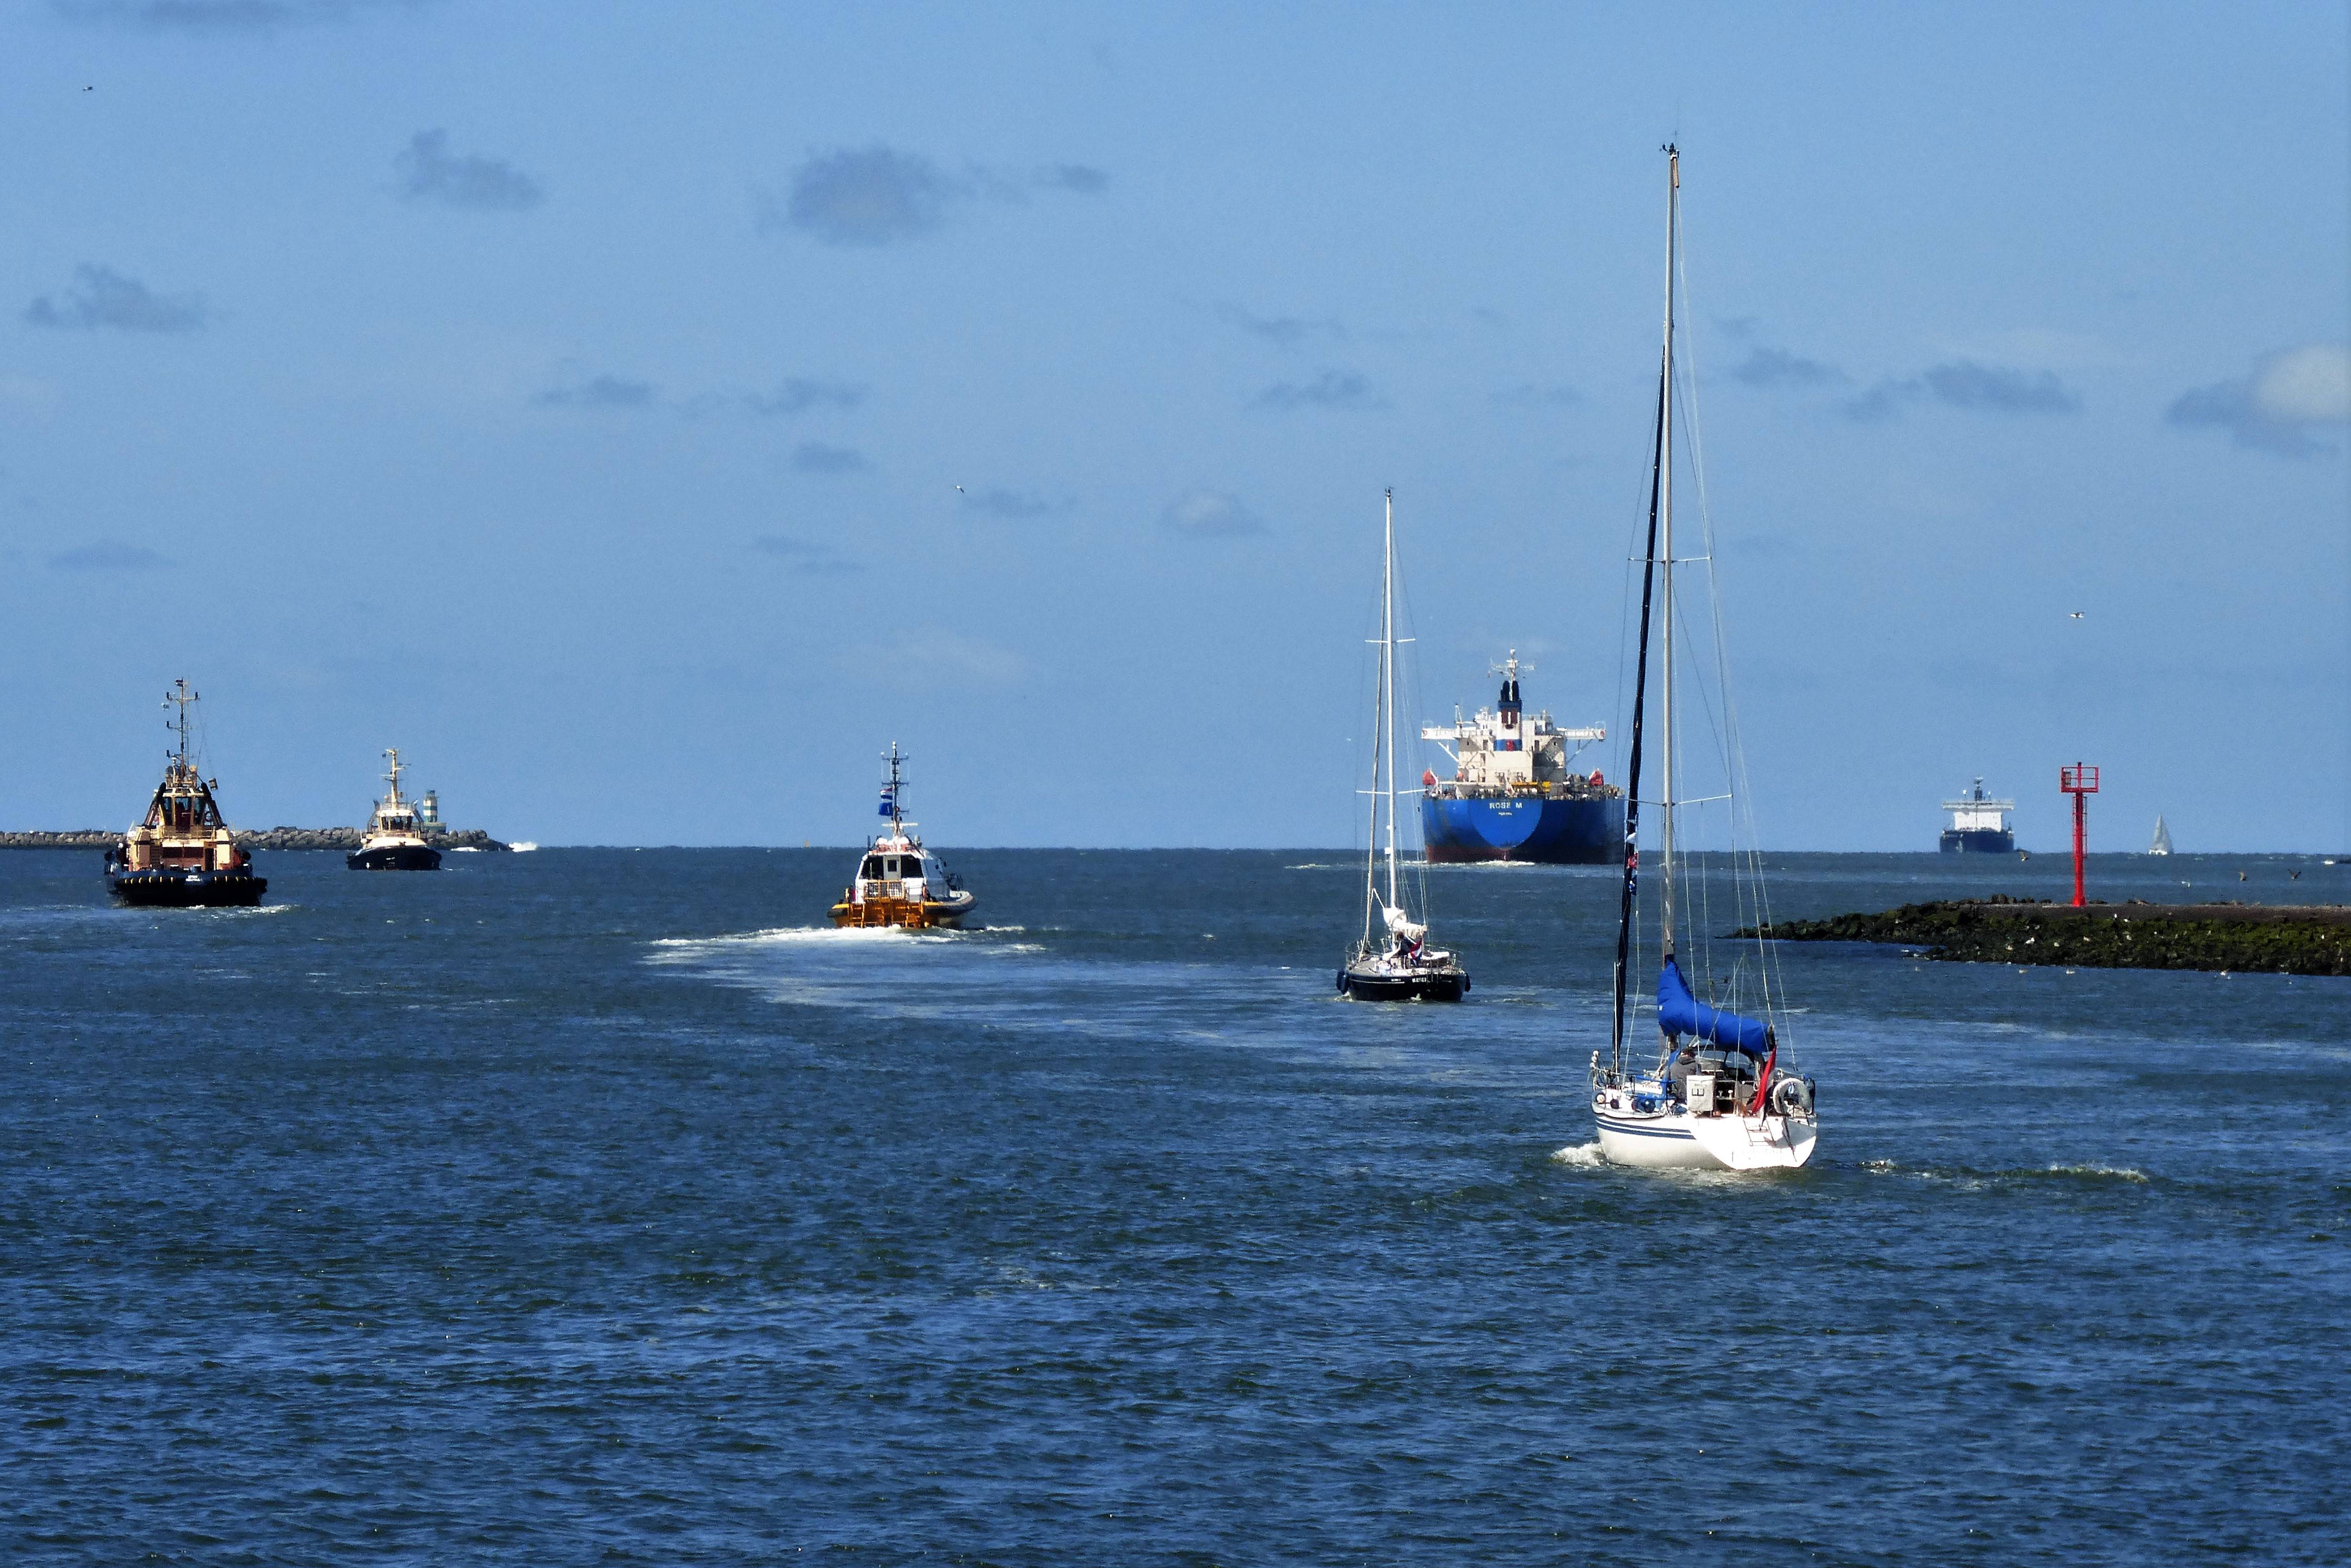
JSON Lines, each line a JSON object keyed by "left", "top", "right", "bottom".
{"left": 164, "top": 679, "right": 198, "bottom": 773}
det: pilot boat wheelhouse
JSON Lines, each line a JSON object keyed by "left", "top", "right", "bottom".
{"left": 828, "top": 744, "right": 977, "bottom": 930}
{"left": 105, "top": 680, "right": 267, "bottom": 908}
{"left": 348, "top": 748, "right": 442, "bottom": 871}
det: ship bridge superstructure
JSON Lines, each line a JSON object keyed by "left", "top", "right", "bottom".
{"left": 1939, "top": 776, "right": 2016, "bottom": 854}
{"left": 1421, "top": 650, "right": 1610, "bottom": 798}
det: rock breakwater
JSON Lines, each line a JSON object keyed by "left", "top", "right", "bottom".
{"left": 1749, "top": 896, "right": 2351, "bottom": 976}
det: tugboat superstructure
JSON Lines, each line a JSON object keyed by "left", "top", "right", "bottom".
{"left": 828, "top": 744, "right": 976, "bottom": 929}
{"left": 348, "top": 749, "right": 442, "bottom": 871}
{"left": 104, "top": 680, "right": 267, "bottom": 908}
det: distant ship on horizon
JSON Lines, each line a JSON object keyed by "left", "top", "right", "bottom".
{"left": 1940, "top": 777, "right": 2015, "bottom": 854}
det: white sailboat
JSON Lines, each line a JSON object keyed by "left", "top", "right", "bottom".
{"left": 1588, "top": 147, "right": 1818, "bottom": 1171}
{"left": 2149, "top": 815, "right": 2174, "bottom": 855}
{"left": 1339, "top": 491, "right": 1467, "bottom": 1003}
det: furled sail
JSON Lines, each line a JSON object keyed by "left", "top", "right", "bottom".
{"left": 1657, "top": 957, "right": 1771, "bottom": 1054}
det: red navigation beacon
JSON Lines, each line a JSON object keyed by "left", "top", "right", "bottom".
{"left": 2059, "top": 763, "right": 2101, "bottom": 908}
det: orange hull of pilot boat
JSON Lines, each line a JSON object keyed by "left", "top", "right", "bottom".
{"left": 828, "top": 744, "right": 977, "bottom": 931}
{"left": 827, "top": 892, "right": 970, "bottom": 930}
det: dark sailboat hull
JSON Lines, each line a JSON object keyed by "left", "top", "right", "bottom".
{"left": 1338, "top": 966, "right": 1468, "bottom": 1003}
{"left": 347, "top": 844, "right": 442, "bottom": 871}
{"left": 108, "top": 869, "right": 267, "bottom": 907}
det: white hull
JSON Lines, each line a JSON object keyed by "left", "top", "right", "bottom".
{"left": 1594, "top": 1099, "right": 1817, "bottom": 1171}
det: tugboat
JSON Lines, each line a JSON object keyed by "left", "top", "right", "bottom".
{"left": 103, "top": 680, "right": 267, "bottom": 908}
{"left": 827, "top": 744, "right": 977, "bottom": 929}
{"left": 347, "top": 749, "right": 442, "bottom": 871}
{"left": 1339, "top": 491, "right": 1468, "bottom": 1002}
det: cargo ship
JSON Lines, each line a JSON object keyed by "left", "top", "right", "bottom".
{"left": 1939, "top": 778, "right": 2015, "bottom": 853}
{"left": 1418, "top": 651, "right": 1623, "bottom": 863}
{"left": 103, "top": 680, "right": 267, "bottom": 907}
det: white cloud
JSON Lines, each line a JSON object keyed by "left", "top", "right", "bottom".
{"left": 2252, "top": 344, "right": 2350, "bottom": 423}
{"left": 2167, "top": 343, "right": 2348, "bottom": 458}
{"left": 1160, "top": 490, "right": 1267, "bottom": 538}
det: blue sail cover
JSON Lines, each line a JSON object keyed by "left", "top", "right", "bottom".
{"left": 1657, "top": 957, "right": 1771, "bottom": 1054}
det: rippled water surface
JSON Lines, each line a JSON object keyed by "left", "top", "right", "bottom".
{"left": 4, "top": 848, "right": 2346, "bottom": 1563}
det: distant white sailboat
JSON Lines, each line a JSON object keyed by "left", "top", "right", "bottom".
{"left": 2149, "top": 815, "right": 2174, "bottom": 856}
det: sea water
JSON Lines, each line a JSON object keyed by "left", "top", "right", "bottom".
{"left": 3, "top": 848, "right": 2344, "bottom": 1564}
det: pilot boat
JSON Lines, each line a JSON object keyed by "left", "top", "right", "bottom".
{"left": 827, "top": 744, "right": 977, "bottom": 929}
{"left": 348, "top": 749, "right": 441, "bottom": 870}
{"left": 104, "top": 680, "right": 267, "bottom": 908}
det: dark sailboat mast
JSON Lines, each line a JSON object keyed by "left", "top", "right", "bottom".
{"left": 1610, "top": 362, "right": 1669, "bottom": 1073}
{"left": 1610, "top": 145, "right": 1680, "bottom": 1076}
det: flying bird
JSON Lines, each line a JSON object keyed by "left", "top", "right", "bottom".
{"left": 954, "top": 484, "right": 965, "bottom": 494}
{"left": 2069, "top": 611, "right": 2083, "bottom": 619}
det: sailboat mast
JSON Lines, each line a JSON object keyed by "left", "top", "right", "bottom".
{"left": 1383, "top": 489, "right": 1399, "bottom": 913}
{"left": 1612, "top": 369, "right": 1669, "bottom": 1069}
{"left": 1360, "top": 507, "right": 1384, "bottom": 949}
{"left": 1657, "top": 143, "right": 1680, "bottom": 962}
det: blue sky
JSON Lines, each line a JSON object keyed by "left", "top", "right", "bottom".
{"left": 2, "top": 1, "right": 2345, "bottom": 850}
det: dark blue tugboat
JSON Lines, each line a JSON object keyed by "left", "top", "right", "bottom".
{"left": 104, "top": 680, "right": 266, "bottom": 908}
{"left": 347, "top": 749, "right": 441, "bottom": 871}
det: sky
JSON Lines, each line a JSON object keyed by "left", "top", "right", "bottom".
{"left": 1, "top": 1, "right": 2345, "bottom": 850}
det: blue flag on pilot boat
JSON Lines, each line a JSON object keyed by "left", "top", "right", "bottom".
{"left": 1657, "top": 955, "right": 1771, "bottom": 1054}
{"left": 877, "top": 787, "right": 896, "bottom": 817}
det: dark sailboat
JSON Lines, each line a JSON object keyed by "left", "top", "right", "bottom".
{"left": 1339, "top": 491, "right": 1468, "bottom": 1003}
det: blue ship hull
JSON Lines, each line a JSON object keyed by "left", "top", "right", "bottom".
{"left": 1940, "top": 829, "right": 2015, "bottom": 854}
{"left": 1421, "top": 793, "right": 1624, "bottom": 864}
